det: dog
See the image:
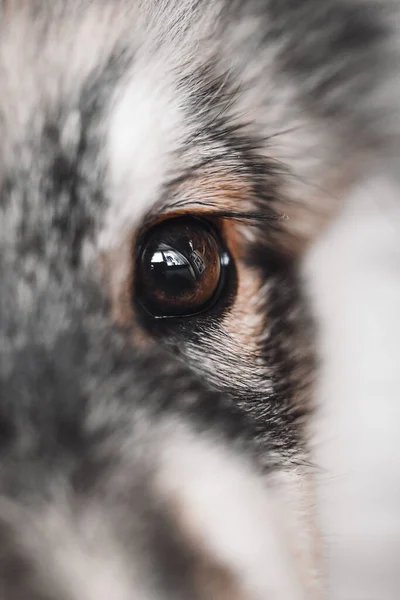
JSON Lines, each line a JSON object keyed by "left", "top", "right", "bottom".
{"left": 0, "top": 1, "right": 399, "bottom": 598}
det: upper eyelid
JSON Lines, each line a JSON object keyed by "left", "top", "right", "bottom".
{"left": 141, "top": 207, "right": 286, "bottom": 230}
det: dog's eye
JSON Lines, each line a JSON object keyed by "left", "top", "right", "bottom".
{"left": 136, "top": 217, "right": 230, "bottom": 318}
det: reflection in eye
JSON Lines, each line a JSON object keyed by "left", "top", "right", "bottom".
{"left": 150, "top": 251, "right": 165, "bottom": 264}
{"left": 159, "top": 248, "right": 187, "bottom": 267}
{"left": 191, "top": 250, "right": 206, "bottom": 275}
{"left": 136, "top": 217, "right": 230, "bottom": 318}
{"left": 150, "top": 247, "right": 206, "bottom": 282}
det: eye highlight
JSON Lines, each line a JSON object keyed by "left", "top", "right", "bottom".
{"left": 135, "top": 216, "right": 231, "bottom": 318}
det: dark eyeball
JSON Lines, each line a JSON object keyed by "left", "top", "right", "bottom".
{"left": 135, "top": 216, "right": 231, "bottom": 318}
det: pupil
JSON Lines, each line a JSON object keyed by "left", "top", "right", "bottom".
{"left": 137, "top": 218, "right": 226, "bottom": 318}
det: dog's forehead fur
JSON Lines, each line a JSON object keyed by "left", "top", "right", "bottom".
{"left": 0, "top": 0, "right": 396, "bottom": 274}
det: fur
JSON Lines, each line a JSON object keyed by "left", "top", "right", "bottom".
{"left": 0, "top": 1, "right": 399, "bottom": 598}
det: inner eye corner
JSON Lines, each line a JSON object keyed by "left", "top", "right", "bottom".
{"left": 133, "top": 213, "right": 234, "bottom": 321}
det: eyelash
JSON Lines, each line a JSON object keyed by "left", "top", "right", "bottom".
{"left": 141, "top": 209, "right": 287, "bottom": 232}
{"left": 194, "top": 210, "right": 288, "bottom": 225}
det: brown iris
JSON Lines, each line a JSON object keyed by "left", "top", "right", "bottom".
{"left": 136, "top": 217, "right": 230, "bottom": 318}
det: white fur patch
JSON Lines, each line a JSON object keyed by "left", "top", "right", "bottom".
{"left": 100, "top": 62, "right": 187, "bottom": 250}
{"left": 15, "top": 503, "right": 150, "bottom": 600}
{"left": 305, "top": 170, "right": 400, "bottom": 599}
{"left": 157, "top": 429, "right": 311, "bottom": 600}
